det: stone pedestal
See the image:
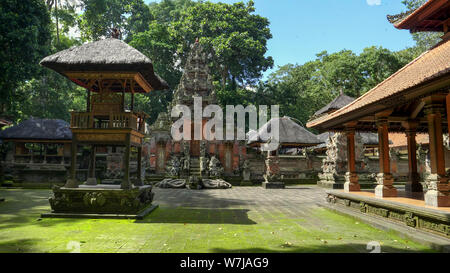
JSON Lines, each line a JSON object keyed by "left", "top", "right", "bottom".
{"left": 85, "top": 177, "right": 97, "bottom": 186}
{"left": 375, "top": 173, "right": 397, "bottom": 197}
{"left": 344, "top": 172, "right": 360, "bottom": 192}
{"left": 43, "top": 184, "right": 156, "bottom": 219}
{"left": 262, "top": 182, "right": 285, "bottom": 189}
{"left": 425, "top": 174, "right": 450, "bottom": 207}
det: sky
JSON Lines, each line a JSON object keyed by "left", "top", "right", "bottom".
{"left": 149, "top": 0, "right": 416, "bottom": 78}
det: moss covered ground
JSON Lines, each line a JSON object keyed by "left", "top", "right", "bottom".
{"left": 0, "top": 189, "right": 436, "bottom": 253}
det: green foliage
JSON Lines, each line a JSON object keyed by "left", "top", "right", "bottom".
{"left": 78, "top": 0, "right": 133, "bottom": 41}
{"left": 257, "top": 46, "right": 418, "bottom": 127}
{"left": 0, "top": 0, "right": 52, "bottom": 118}
{"left": 171, "top": 0, "right": 273, "bottom": 86}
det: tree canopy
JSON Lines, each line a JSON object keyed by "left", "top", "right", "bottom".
{"left": 0, "top": 0, "right": 440, "bottom": 129}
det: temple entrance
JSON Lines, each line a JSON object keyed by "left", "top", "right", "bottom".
{"left": 156, "top": 144, "right": 166, "bottom": 174}
{"left": 191, "top": 141, "right": 200, "bottom": 157}
{"left": 224, "top": 144, "right": 233, "bottom": 173}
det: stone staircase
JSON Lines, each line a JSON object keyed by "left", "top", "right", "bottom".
{"left": 189, "top": 157, "right": 201, "bottom": 176}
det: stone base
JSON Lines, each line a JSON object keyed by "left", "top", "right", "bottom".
{"left": 45, "top": 184, "right": 155, "bottom": 216}
{"left": 41, "top": 204, "right": 159, "bottom": 220}
{"left": 326, "top": 190, "right": 450, "bottom": 238}
{"left": 375, "top": 173, "right": 397, "bottom": 197}
{"left": 64, "top": 178, "right": 79, "bottom": 188}
{"left": 425, "top": 190, "right": 450, "bottom": 207}
{"left": 375, "top": 185, "right": 398, "bottom": 197}
{"left": 344, "top": 182, "right": 360, "bottom": 192}
{"left": 262, "top": 182, "right": 285, "bottom": 189}
{"left": 85, "top": 178, "right": 97, "bottom": 186}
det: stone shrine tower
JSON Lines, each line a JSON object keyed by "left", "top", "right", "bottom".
{"left": 148, "top": 41, "right": 246, "bottom": 187}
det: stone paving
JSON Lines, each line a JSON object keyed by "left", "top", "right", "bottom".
{"left": 0, "top": 186, "right": 437, "bottom": 253}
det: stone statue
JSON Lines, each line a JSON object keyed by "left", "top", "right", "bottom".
{"left": 242, "top": 159, "right": 251, "bottom": 181}
{"left": 201, "top": 178, "right": 232, "bottom": 189}
{"left": 166, "top": 156, "right": 181, "bottom": 177}
{"left": 155, "top": 178, "right": 186, "bottom": 189}
{"left": 200, "top": 156, "right": 209, "bottom": 176}
{"left": 209, "top": 156, "right": 224, "bottom": 177}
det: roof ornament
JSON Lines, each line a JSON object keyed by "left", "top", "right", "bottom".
{"left": 111, "top": 28, "right": 121, "bottom": 39}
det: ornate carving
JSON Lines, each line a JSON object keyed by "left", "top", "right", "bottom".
{"left": 83, "top": 192, "right": 107, "bottom": 207}
{"left": 209, "top": 156, "right": 224, "bottom": 177}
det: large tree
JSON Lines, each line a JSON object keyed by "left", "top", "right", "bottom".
{"left": 171, "top": 0, "right": 273, "bottom": 87}
{"left": 0, "top": 0, "right": 52, "bottom": 118}
{"left": 78, "top": 0, "right": 133, "bottom": 41}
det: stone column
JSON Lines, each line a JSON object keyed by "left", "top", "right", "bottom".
{"left": 402, "top": 120, "right": 423, "bottom": 193}
{"left": 135, "top": 146, "right": 144, "bottom": 187}
{"left": 375, "top": 116, "right": 397, "bottom": 197}
{"left": 64, "top": 134, "right": 78, "bottom": 188}
{"left": 86, "top": 145, "right": 97, "bottom": 185}
{"left": 121, "top": 133, "right": 132, "bottom": 190}
{"left": 424, "top": 98, "right": 450, "bottom": 207}
{"left": 344, "top": 124, "right": 360, "bottom": 192}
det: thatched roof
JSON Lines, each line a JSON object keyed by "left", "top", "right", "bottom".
{"left": 40, "top": 38, "right": 169, "bottom": 91}
{"left": 313, "top": 94, "right": 355, "bottom": 117}
{"left": 248, "top": 117, "right": 323, "bottom": 146}
{"left": 0, "top": 119, "right": 72, "bottom": 141}
{"left": 315, "top": 132, "right": 382, "bottom": 150}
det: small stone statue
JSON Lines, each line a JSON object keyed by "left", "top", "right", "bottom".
{"left": 209, "top": 156, "right": 224, "bottom": 177}
{"left": 200, "top": 156, "right": 209, "bottom": 176}
{"left": 242, "top": 159, "right": 251, "bottom": 181}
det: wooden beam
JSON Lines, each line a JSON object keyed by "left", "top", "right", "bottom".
{"left": 410, "top": 100, "right": 426, "bottom": 119}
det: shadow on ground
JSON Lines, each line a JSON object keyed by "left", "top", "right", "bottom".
{"left": 136, "top": 207, "right": 257, "bottom": 225}
{"left": 209, "top": 244, "right": 438, "bottom": 253}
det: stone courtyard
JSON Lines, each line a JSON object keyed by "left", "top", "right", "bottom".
{"left": 0, "top": 186, "right": 444, "bottom": 253}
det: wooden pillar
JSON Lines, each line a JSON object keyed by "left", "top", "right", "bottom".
{"left": 344, "top": 123, "right": 360, "bottom": 192}
{"left": 86, "top": 145, "right": 97, "bottom": 185}
{"left": 402, "top": 120, "right": 423, "bottom": 193}
{"left": 121, "top": 133, "right": 132, "bottom": 190}
{"left": 86, "top": 89, "right": 91, "bottom": 112}
{"left": 135, "top": 146, "right": 144, "bottom": 186}
{"left": 375, "top": 115, "right": 397, "bottom": 197}
{"left": 131, "top": 92, "right": 135, "bottom": 112}
{"left": 424, "top": 96, "right": 450, "bottom": 207}
{"left": 64, "top": 135, "right": 78, "bottom": 188}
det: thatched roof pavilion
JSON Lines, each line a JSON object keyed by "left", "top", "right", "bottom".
{"left": 40, "top": 38, "right": 169, "bottom": 93}
{"left": 0, "top": 118, "right": 72, "bottom": 142}
{"left": 248, "top": 116, "right": 323, "bottom": 148}
{"left": 313, "top": 93, "right": 356, "bottom": 118}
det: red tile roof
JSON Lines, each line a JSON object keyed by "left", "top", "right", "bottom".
{"left": 307, "top": 38, "right": 450, "bottom": 131}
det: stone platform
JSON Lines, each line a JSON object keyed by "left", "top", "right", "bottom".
{"left": 326, "top": 189, "right": 450, "bottom": 238}
{"left": 41, "top": 184, "right": 157, "bottom": 219}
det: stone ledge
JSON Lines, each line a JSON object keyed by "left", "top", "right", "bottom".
{"left": 41, "top": 204, "right": 159, "bottom": 220}
{"left": 319, "top": 203, "right": 450, "bottom": 253}
{"left": 326, "top": 190, "right": 450, "bottom": 238}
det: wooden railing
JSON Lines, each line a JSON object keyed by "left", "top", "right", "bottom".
{"left": 71, "top": 111, "right": 147, "bottom": 133}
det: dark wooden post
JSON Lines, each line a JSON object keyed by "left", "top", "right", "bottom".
{"left": 64, "top": 134, "right": 79, "bottom": 188}
{"left": 87, "top": 89, "right": 91, "bottom": 112}
{"left": 86, "top": 145, "right": 97, "bottom": 185}
{"left": 121, "top": 133, "right": 132, "bottom": 189}
{"left": 135, "top": 146, "right": 143, "bottom": 186}
{"left": 344, "top": 122, "right": 360, "bottom": 192}
{"left": 424, "top": 96, "right": 450, "bottom": 207}
{"left": 402, "top": 120, "right": 423, "bottom": 194}
{"left": 375, "top": 114, "right": 397, "bottom": 197}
